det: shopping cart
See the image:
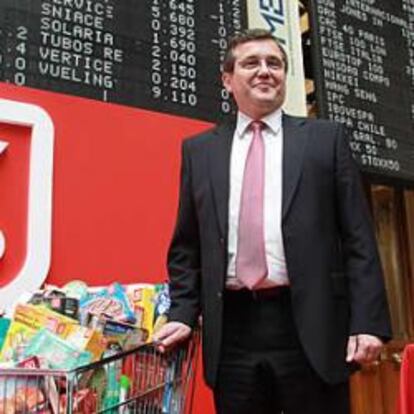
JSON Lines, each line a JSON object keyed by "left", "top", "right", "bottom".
{"left": 0, "top": 330, "right": 200, "bottom": 413}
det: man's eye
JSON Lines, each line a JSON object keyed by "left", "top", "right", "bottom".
{"left": 268, "top": 60, "right": 282, "bottom": 68}
{"left": 242, "top": 60, "right": 258, "bottom": 68}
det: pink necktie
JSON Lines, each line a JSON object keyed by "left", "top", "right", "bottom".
{"left": 236, "top": 121, "right": 268, "bottom": 289}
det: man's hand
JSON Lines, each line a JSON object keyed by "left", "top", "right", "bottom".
{"left": 152, "top": 321, "right": 192, "bottom": 353}
{"left": 346, "top": 334, "right": 383, "bottom": 364}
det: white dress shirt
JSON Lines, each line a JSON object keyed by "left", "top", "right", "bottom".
{"left": 226, "top": 109, "right": 289, "bottom": 289}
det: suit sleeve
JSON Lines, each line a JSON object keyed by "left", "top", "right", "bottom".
{"left": 334, "top": 124, "right": 392, "bottom": 340}
{"left": 167, "top": 140, "right": 201, "bottom": 328}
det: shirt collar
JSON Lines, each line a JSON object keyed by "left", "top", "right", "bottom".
{"left": 235, "top": 109, "right": 283, "bottom": 138}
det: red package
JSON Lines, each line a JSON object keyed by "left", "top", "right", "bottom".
{"left": 60, "top": 388, "right": 97, "bottom": 414}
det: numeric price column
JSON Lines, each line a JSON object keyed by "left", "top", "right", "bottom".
{"left": 2, "top": 9, "right": 29, "bottom": 87}
{"left": 150, "top": 0, "right": 165, "bottom": 102}
{"left": 167, "top": 0, "right": 198, "bottom": 107}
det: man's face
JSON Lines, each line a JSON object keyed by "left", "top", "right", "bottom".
{"left": 222, "top": 39, "right": 287, "bottom": 119}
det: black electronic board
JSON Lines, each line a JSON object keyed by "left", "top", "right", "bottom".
{"left": 310, "top": 0, "right": 414, "bottom": 182}
{"left": 0, "top": 0, "right": 247, "bottom": 122}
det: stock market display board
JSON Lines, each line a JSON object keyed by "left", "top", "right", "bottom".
{"left": 310, "top": 0, "right": 414, "bottom": 182}
{"left": 3, "top": 0, "right": 414, "bottom": 182}
{"left": 0, "top": 0, "right": 247, "bottom": 122}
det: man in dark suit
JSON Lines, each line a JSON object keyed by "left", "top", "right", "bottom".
{"left": 154, "top": 29, "right": 391, "bottom": 413}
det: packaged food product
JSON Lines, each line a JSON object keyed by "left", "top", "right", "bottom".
{"left": 102, "top": 342, "right": 123, "bottom": 410}
{"left": 0, "top": 376, "right": 47, "bottom": 413}
{"left": 0, "top": 320, "right": 37, "bottom": 362}
{"left": 0, "top": 317, "right": 11, "bottom": 354}
{"left": 13, "top": 303, "right": 79, "bottom": 337}
{"left": 31, "top": 291, "right": 80, "bottom": 321}
{"left": 80, "top": 283, "right": 136, "bottom": 325}
{"left": 153, "top": 284, "right": 171, "bottom": 336}
{"left": 62, "top": 280, "right": 89, "bottom": 301}
{"left": 0, "top": 304, "right": 78, "bottom": 363}
{"left": 119, "top": 374, "right": 131, "bottom": 413}
{"left": 102, "top": 318, "right": 147, "bottom": 350}
{"left": 17, "top": 356, "right": 59, "bottom": 414}
{"left": 23, "top": 329, "right": 92, "bottom": 370}
{"left": 126, "top": 284, "right": 156, "bottom": 339}
{"left": 85, "top": 366, "right": 107, "bottom": 403}
{"left": 60, "top": 388, "right": 97, "bottom": 414}
{"left": 65, "top": 325, "right": 107, "bottom": 361}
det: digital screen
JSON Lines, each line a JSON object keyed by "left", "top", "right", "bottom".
{"left": 0, "top": 0, "right": 247, "bottom": 122}
{"left": 310, "top": 0, "right": 414, "bottom": 182}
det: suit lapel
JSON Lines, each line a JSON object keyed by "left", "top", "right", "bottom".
{"left": 282, "top": 114, "right": 307, "bottom": 219}
{"left": 208, "top": 121, "right": 235, "bottom": 239}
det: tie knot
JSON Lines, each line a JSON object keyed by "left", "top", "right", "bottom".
{"left": 250, "top": 121, "right": 265, "bottom": 133}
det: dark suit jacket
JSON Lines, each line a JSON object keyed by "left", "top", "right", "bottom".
{"left": 167, "top": 113, "right": 392, "bottom": 388}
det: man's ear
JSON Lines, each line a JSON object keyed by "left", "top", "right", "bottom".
{"left": 222, "top": 72, "right": 233, "bottom": 94}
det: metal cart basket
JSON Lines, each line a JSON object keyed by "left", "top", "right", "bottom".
{"left": 0, "top": 331, "right": 200, "bottom": 414}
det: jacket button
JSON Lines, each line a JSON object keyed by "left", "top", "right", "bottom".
{"left": 217, "top": 292, "right": 222, "bottom": 300}
{"left": 219, "top": 237, "right": 224, "bottom": 245}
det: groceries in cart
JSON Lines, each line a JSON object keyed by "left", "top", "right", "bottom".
{"left": 0, "top": 281, "right": 198, "bottom": 414}
{"left": 0, "top": 281, "right": 171, "bottom": 369}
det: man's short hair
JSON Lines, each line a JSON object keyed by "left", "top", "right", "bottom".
{"left": 222, "top": 28, "right": 289, "bottom": 74}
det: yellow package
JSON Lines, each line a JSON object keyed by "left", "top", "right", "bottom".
{"left": 65, "top": 325, "right": 107, "bottom": 361}
{"left": 13, "top": 303, "right": 79, "bottom": 338}
{"left": 0, "top": 320, "right": 36, "bottom": 361}
{"left": 126, "top": 284, "right": 156, "bottom": 341}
